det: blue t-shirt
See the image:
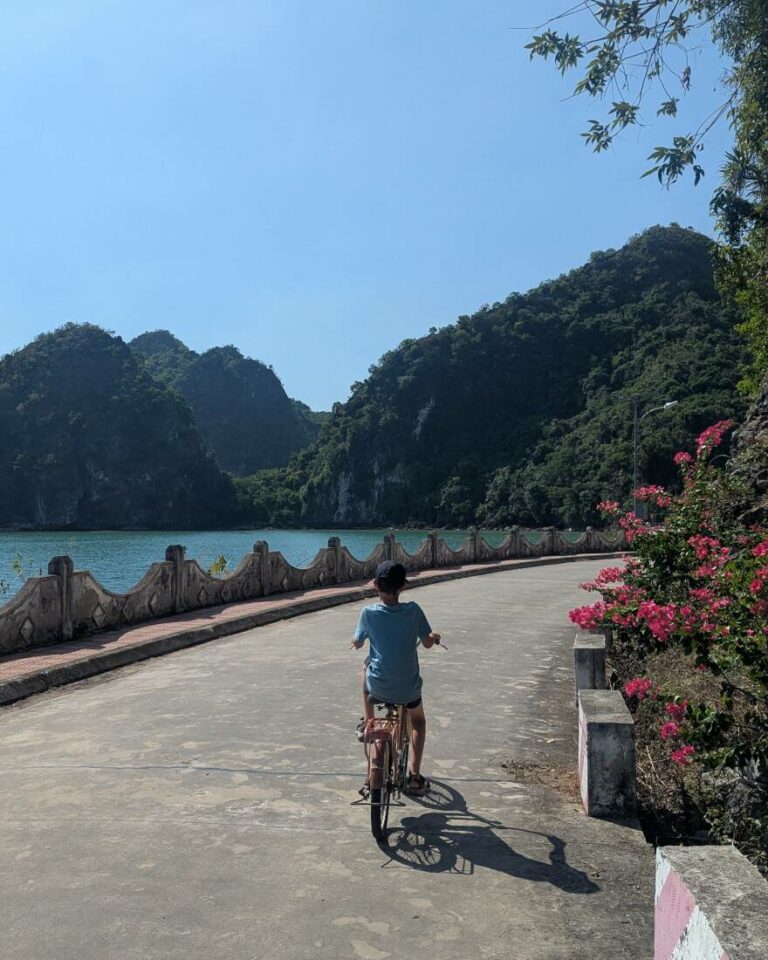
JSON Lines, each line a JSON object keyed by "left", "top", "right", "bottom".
{"left": 354, "top": 601, "right": 432, "bottom": 704}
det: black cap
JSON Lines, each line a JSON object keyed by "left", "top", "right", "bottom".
{"left": 374, "top": 561, "right": 407, "bottom": 591}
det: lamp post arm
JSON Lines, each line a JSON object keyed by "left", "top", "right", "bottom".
{"left": 640, "top": 404, "right": 669, "bottom": 422}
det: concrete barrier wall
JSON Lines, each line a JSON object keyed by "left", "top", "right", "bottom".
{"left": 573, "top": 634, "right": 607, "bottom": 703}
{"left": 0, "top": 526, "right": 626, "bottom": 653}
{"left": 655, "top": 846, "right": 768, "bottom": 960}
{"left": 577, "top": 689, "right": 636, "bottom": 818}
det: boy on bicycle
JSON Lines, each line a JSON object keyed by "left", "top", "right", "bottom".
{"left": 350, "top": 560, "right": 441, "bottom": 795}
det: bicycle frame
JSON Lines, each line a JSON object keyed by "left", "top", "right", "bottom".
{"left": 364, "top": 703, "right": 409, "bottom": 794}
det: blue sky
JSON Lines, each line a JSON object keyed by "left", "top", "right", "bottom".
{"left": 0, "top": 1, "right": 732, "bottom": 409}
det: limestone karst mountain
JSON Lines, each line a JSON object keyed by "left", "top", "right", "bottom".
{"left": 0, "top": 324, "right": 237, "bottom": 529}
{"left": 238, "top": 225, "right": 747, "bottom": 528}
{"left": 130, "top": 331, "right": 326, "bottom": 475}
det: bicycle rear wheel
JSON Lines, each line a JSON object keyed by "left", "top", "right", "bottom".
{"left": 370, "top": 740, "right": 392, "bottom": 842}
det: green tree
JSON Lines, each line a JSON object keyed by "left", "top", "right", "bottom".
{"left": 527, "top": 1, "right": 768, "bottom": 390}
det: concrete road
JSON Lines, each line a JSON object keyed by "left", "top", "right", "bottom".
{"left": 0, "top": 560, "right": 653, "bottom": 960}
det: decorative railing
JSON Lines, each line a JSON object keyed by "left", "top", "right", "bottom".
{"left": 0, "top": 526, "right": 626, "bottom": 654}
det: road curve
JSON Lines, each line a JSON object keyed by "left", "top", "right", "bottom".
{"left": 0, "top": 559, "right": 653, "bottom": 960}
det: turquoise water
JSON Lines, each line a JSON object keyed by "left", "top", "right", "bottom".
{"left": 0, "top": 528, "right": 519, "bottom": 594}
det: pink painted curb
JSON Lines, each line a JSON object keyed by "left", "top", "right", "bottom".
{"left": 655, "top": 847, "right": 768, "bottom": 960}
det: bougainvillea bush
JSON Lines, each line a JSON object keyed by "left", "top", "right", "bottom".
{"left": 571, "top": 421, "right": 768, "bottom": 872}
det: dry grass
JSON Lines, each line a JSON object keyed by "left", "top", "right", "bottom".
{"left": 500, "top": 756, "right": 581, "bottom": 803}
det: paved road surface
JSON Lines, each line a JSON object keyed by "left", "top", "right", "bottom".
{"left": 0, "top": 560, "right": 653, "bottom": 959}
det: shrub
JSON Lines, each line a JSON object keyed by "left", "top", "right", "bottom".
{"left": 571, "top": 420, "right": 767, "bottom": 873}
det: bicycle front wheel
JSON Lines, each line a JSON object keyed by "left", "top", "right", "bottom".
{"left": 370, "top": 740, "right": 392, "bottom": 842}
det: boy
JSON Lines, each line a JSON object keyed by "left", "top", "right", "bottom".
{"left": 350, "top": 560, "right": 441, "bottom": 795}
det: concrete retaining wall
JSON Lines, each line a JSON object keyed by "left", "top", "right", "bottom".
{"left": 0, "top": 527, "right": 626, "bottom": 654}
{"left": 655, "top": 846, "right": 768, "bottom": 960}
{"left": 577, "top": 689, "right": 636, "bottom": 817}
{"left": 573, "top": 633, "right": 607, "bottom": 703}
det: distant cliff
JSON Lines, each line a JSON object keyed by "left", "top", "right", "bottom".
{"left": 130, "top": 331, "right": 326, "bottom": 474}
{"left": 0, "top": 324, "right": 237, "bottom": 529}
{"left": 238, "top": 225, "right": 747, "bottom": 528}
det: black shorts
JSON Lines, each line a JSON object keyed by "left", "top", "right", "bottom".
{"left": 364, "top": 685, "right": 422, "bottom": 710}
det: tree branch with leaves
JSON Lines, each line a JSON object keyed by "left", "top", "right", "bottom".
{"left": 527, "top": 1, "right": 768, "bottom": 391}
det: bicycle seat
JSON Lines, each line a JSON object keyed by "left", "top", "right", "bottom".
{"left": 368, "top": 696, "right": 401, "bottom": 709}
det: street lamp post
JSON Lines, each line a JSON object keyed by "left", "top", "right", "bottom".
{"left": 632, "top": 400, "right": 679, "bottom": 515}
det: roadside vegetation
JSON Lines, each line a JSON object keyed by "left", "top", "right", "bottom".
{"left": 571, "top": 422, "right": 768, "bottom": 874}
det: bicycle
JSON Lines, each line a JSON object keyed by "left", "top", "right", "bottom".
{"left": 361, "top": 701, "right": 411, "bottom": 841}
{"left": 353, "top": 638, "right": 446, "bottom": 842}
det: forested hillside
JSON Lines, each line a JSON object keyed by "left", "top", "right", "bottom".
{"left": 238, "top": 226, "right": 747, "bottom": 528}
{"left": 0, "top": 325, "right": 237, "bottom": 529}
{"left": 130, "top": 331, "right": 325, "bottom": 474}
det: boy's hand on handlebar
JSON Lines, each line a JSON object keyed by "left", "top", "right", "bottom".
{"left": 427, "top": 632, "right": 442, "bottom": 647}
{"left": 350, "top": 639, "right": 364, "bottom": 650}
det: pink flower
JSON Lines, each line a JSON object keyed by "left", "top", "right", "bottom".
{"left": 597, "top": 499, "right": 621, "bottom": 516}
{"left": 624, "top": 677, "right": 652, "bottom": 700}
{"left": 594, "top": 566, "right": 625, "bottom": 586}
{"left": 613, "top": 584, "right": 645, "bottom": 604}
{"left": 671, "top": 744, "right": 695, "bottom": 765}
{"left": 633, "top": 485, "right": 672, "bottom": 508}
{"left": 660, "top": 721, "right": 681, "bottom": 740}
{"left": 696, "top": 420, "right": 734, "bottom": 458}
{"left": 664, "top": 701, "right": 688, "bottom": 722}
{"left": 611, "top": 611, "right": 638, "bottom": 628}
{"left": 687, "top": 534, "right": 721, "bottom": 561}
{"left": 637, "top": 600, "right": 677, "bottom": 642}
{"left": 752, "top": 541, "right": 768, "bottom": 558}
{"left": 673, "top": 451, "right": 693, "bottom": 467}
{"left": 618, "top": 512, "right": 649, "bottom": 545}
{"left": 569, "top": 601, "right": 609, "bottom": 631}
{"left": 690, "top": 587, "right": 714, "bottom": 602}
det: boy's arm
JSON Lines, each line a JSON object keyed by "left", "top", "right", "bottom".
{"left": 416, "top": 604, "right": 440, "bottom": 647}
{"left": 350, "top": 609, "right": 367, "bottom": 650}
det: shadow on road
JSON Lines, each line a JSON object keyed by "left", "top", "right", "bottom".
{"left": 381, "top": 780, "right": 599, "bottom": 893}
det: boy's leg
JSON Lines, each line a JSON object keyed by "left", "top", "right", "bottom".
{"left": 406, "top": 703, "right": 426, "bottom": 777}
{"left": 356, "top": 665, "right": 374, "bottom": 749}
{"left": 361, "top": 664, "right": 374, "bottom": 722}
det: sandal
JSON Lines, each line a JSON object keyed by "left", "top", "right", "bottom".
{"left": 404, "top": 773, "right": 429, "bottom": 796}
{"left": 358, "top": 779, "right": 370, "bottom": 799}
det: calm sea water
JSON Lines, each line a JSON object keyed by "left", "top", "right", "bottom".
{"left": 0, "top": 528, "right": 533, "bottom": 594}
